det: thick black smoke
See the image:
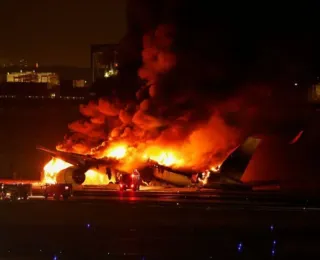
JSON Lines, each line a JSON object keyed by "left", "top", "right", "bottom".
{"left": 59, "top": 2, "right": 318, "bottom": 171}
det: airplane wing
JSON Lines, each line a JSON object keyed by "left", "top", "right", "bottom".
{"left": 37, "top": 145, "right": 84, "bottom": 166}
{"left": 36, "top": 145, "right": 117, "bottom": 168}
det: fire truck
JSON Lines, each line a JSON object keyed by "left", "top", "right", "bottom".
{"left": 0, "top": 183, "right": 32, "bottom": 201}
{"left": 118, "top": 169, "right": 141, "bottom": 191}
{"left": 42, "top": 183, "right": 72, "bottom": 200}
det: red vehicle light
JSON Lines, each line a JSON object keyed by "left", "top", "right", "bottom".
{"left": 131, "top": 184, "right": 134, "bottom": 188}
{"left": 120, "top": 184, "right": 123, "bottom": 187}
{"left": 65, "top": 186, "right": 69, "bottom": 190}
{"left": 131, "top": 174, "right": 134, "bottom": 178}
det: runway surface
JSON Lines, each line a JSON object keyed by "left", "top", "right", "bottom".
{"left": 30, "top": 187, "right": 320, "bottom": 210}
{"left": 1, "top": 189, "right": 320, "bottom": 259}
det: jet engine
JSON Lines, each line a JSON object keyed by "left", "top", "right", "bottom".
{"left": 56, "top": 166, "right": 87, "bottom": 185}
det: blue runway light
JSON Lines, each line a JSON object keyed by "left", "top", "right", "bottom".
{"left": 270, "top": 225, "right": 274, "bottom": 231}
{"left": 87, "top": 223, "right": 91, "bottom": 228}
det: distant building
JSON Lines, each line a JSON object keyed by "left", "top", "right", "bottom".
{"left": 0, "top": 71, "right": 89, "bottom": 100}
{"left": 91, "top": 44, "right": 119, "bottom": 83}
{"left": 58, "top": 79, "right": 88, "bottom": 100}
{"left": 72, "top": 80, "right": 86, "bottom": 88}
{"left": 0, "top": 64, "right": 92, "bottom": 100}
{"left": 309, "top": 83, "right": 320, "bottom": 103}
{"left": 6, "top": 71, "right": 59, "bottom": 86}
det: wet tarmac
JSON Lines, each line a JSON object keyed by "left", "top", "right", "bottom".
{"left": 0, "top": 190, "right": 320, "bottom": 259}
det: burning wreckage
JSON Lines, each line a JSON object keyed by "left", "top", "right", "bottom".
{"left": 36, "top": 24, "right": 305, "bottom": 191}
{"left": 37, "top": 136, "right": 281, "bottom": 190}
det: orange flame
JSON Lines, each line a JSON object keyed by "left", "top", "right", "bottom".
{"left": 83, "top": 169, "right": 114, "bottom": 185}
{"left": 210, "top": 165, "right": 221, "bottom": 173}
{"left": 54, "top": 24, "right": 243, "bottom": 178}
{"left": 43, "top": 158, "right": 72, "bottom": 184}
{"left": 102, "top": 143, "right": 127, "bottom": 159}
{"left": 143, "top": 146, "right": 184, "bottom": 167}
{"left": 43, "top": 140, "right": 226, "bottom": 186}
{"left": 199, "top": 170, "right": 211, "bottom": 185}
{"left": 43, "top": 158, "right": 115, "bottom": 185}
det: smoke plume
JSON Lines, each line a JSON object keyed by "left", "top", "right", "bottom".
{"left": 58, "top": 1, "right": 312, "bottom": 173}
{"left": 56, "top": 23, "right": 249, "bottom": 171}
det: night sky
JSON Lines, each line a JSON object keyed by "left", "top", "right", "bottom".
{"left": 0, "top": 0, "right": 126, "bottom": 68}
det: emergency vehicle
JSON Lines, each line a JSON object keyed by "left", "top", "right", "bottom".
{"left": 0, "top": 183, "right": 32, "bottom": 201}
{"left": 119, "top": 169, "right": 141, "bottom": 191}
{"left": 42, "top": 183, "right": 72, "bottom": 200}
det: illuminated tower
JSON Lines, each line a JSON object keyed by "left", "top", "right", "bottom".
{"left": 91, "top": 44, "right": 119, "bottom": 82}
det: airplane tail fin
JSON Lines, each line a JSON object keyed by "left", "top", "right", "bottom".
{"left": 219, "top": 137, "right": 262, "bottom": 183}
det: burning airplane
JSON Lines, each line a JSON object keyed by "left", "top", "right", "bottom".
{"left": 37, "top": 146, "right": 117, "bottom": 186}
{"left": 36, "top": 23, "right": 307, "bottom": 191}
{"left": 37, "top": 135, "right": 286, "bottom": 190}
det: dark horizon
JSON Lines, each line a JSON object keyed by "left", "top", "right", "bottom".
{"left": 1, "top": 1, "right": 319, "bottom": 74}
{"left": 0, "top": 0, "right": 126, "bottom": 68}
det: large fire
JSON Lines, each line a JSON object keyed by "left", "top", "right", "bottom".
{"left": 102, "top": 143, "right": 127, "bottom": 159}
{"left": 82, "top": 169, "right": 112, "bottom": 185}
{"left": 42, "top": 143, "right": 188, "bottom": 184}
{"left": 42, "top": 158, "right": 114, "bottom": 185}
{"left": 41, "top": 25, "right": 242, "bottom": 186}
{"left": 143, "top": 147, "right": 184, "bottom": 167}
{"left": 43, "top": 158, "right": 72, "bottom": 184}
